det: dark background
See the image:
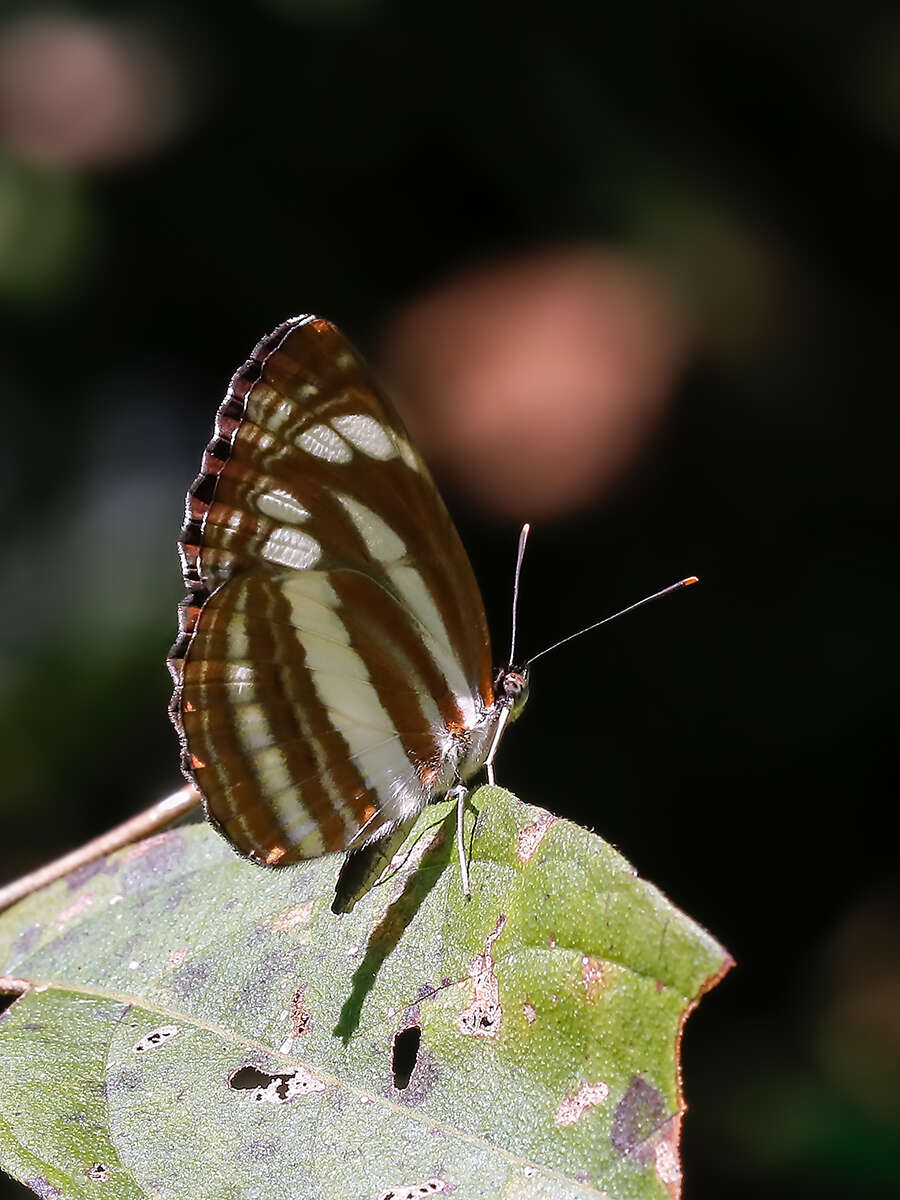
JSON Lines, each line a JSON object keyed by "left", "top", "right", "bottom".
{"left": 1, "top": 2, "right": 898, "bottom": 1196}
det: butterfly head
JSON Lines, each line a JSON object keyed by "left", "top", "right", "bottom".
{"left": 495, "top": 664, "right": 530, "bottom": 723}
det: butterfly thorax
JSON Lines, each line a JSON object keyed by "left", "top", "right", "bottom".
{"left": 457, "top": 664, "right": 529, "bottom": 775}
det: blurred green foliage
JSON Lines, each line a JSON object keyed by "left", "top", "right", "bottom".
{"left": 0, "top": 158, "right": 91, "bottom": 300}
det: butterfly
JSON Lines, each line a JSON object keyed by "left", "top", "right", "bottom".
{"left": 168, "top": 315, "right": 530, "bottom": 900}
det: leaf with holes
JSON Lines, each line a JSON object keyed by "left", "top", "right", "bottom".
{"left": 0, "top": 787, "right": 731, "bottom": 1200}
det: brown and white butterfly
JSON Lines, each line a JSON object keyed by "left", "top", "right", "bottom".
{"left": 168, "top": 315, "right": 530, "bottom": 900}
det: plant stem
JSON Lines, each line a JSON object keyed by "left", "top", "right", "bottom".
{"left": 0, "top": 785, "right": 200, "bottom": 914}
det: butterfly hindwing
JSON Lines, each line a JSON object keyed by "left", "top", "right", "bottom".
{"left": 169, "top": 315, "right": 495, "bottom": 866}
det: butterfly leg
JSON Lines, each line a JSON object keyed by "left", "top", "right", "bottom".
{"left": 447, "top": 784, "right": 471, "bottom": 899}
{"left": 484, "top": 703, "right": 513, "bottom": 786}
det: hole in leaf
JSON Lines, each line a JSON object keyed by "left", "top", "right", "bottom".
{"left": 391, "top": 1025, "right": 421, "bottom": 1090}
{"left": 131, "top": 1024, "right": 178, "bottom": 1053}
{"left": 227, "top": 1064, "right": 324, "bottom": 1103}
{"left": 0, "top": 980, "right": 27, "bottom": 1017}
{"left": 230, "top": 1067, "right": 277, "bottom": 1092}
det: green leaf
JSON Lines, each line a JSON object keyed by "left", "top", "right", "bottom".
{"left": 0, "top": 787, "right": 731, "bottom": 1199}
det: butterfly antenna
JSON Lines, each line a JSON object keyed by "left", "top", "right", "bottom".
{"left": 527, "top": 576, "right": 698, "bottom": 666}
{"left": 508, "top": 522, "right": 531, "bottom": 664}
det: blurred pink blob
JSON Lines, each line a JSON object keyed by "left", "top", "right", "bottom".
{"left": 379, "top": 248, "right": 694, "bottom": 519}
{"left": 0, "top": 15, "right": 184, "bottom": 167}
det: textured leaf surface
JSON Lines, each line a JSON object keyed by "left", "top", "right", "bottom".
{"left": 0, "top": 788, "right": 731, "bottom": 1200}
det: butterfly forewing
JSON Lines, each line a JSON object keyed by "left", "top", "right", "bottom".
{"left": 169, "top": 315, "right": 495, "bottom": 866}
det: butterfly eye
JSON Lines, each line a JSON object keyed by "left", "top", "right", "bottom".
{"left": 496, "top": 668, "right": 529, "bottom": 720}
{"left": 509, "top": 675, "right": 530, "bottom": 723}
{"left": 507, "top": 673, "right": 526, "bottom": 696}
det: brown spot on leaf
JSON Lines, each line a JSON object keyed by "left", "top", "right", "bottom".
{"left": 271, "top": 901, "right": 314, "bottom": 931}
{"left": 456, "top": 914, "right": 506, "bottom": 1037}
{"left": 131, "top": 1025, "right": 178, "bottom": 1053}
{"left": 653, "top": 1114, "right": 683, "bottom": 1199}
{"left": 554, "top": 1080, "right": 610, "bottom": 1126}
{"left": 581, "top": 955, "right": 608, "bottom": 1001}
{"left": 55, "top": 894, "right": 95, "bottom": 926}
{"left": 516, "top": 810, "right": 557, "bottom": 861}
{"left": 85, "top": 1162, "right": 109, "bottom": 1182}
{"left": 611, "top": 1075, "right": 667, "bottom": 1163}
{"left": 121, "top": 834, "right": 169, "bottom": 862}
{"left": 376, "top": 1178, "right": 456, "bottom": 1199}
{"left": 25, "top": 1181, "right": 61, "bottom": 1198}
{"left": 289, "top": 985, "right": 311, "bottom": 1038}
{"left": 523, "top": 1002, "right": 537, "bottom": 1023}
{"left": 165, "top": 948, "right": 188, "bottom": 970}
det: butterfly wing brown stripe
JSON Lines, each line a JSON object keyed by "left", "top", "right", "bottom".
{"left": 172, "top": 316, "right": 492, "bottom": 692}
{"left": 169, "top": 315, "right": 494, "bottom": 865}
{"left": 179, "top": 568, "right": 453, "bottom": 863}
{"left": 179, "top": 575, "right": 353, "bottom": 860}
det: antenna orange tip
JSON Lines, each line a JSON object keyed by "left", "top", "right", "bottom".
{"left": 683, "top": 576, "right": 699, "bottom": 586}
